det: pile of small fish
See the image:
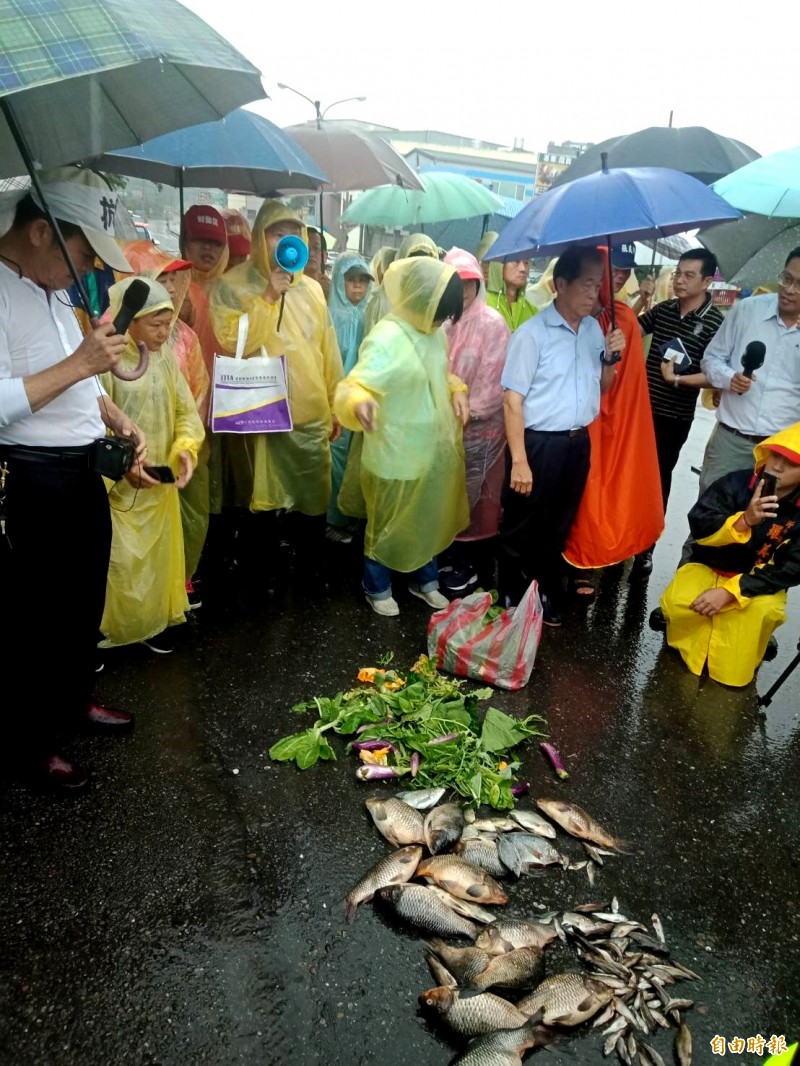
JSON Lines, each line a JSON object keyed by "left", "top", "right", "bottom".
{"left": 345, "top": 787, "right": 700, "bottom": 1065}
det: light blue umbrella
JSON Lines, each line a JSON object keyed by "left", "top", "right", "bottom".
{"left": 712, "top": 145, "right": 800, "bottom": 217}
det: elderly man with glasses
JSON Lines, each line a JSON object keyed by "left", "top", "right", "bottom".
{"left": 699, "top": 247, "right": 800, "bottom": 491}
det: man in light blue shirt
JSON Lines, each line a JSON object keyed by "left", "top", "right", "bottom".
{"left": 499, "top": 245, "right": 622, "bottom": 625}
{"left": 699, "top": 248, "right": 800, "bottom": 491}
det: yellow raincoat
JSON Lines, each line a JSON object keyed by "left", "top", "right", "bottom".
{"left": 122, "top": 241, "right": 211, "bottom": 579}
{"left": 335, "top": 257, "right": 469, "bottom": 572}
{"left": 100, "top": 278, "right": 205, "bottom": 647}
{"left": 364, "top": 234, "right": 439, "bottom": 335}
{"left": 210, "top": 201, "right": 344, "bottom": 514}
{"left": 661, "top": 423, "right": 800, "bottom": 687}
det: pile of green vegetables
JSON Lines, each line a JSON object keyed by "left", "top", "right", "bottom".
{"left": 269, "top": 655, "right": 544, "bottom": 810}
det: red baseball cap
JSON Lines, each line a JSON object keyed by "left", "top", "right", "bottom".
{"left": 183, "top": 205, "right": 226, "bottom": 244}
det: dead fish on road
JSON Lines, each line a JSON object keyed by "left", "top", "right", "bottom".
{"left": 559, "top": 912, "right": 616, "bottom": 938}
{"left": 451, "top": 1019, "right": 557, "bottom": 1065}
{"left": 471, "top": 816, "right": 517, "bottom": 834}
{"left": 425, "top": 939, "right": 493, "bottom": 986}
{"left": 516, "top": 973, "right": 615, "bottom": 1026}
{"left": 345, "top": 845, "right": 422, "bottom": 921}
{"left": 675, "top": 1021, "right": 692, "bottom": 1065}
{"left": 425, "top": 951, "right": 457, "bottom": 988}
{"left": 416, "top": 855, "right": 509, "bottom": 905}
{"left": 508, "top": 809, "right": 558, "bottom": 838}
{"left": 475, "top": 919, "right": 557, "bottom": 954}
{"left": 462, "top": 946, "right": 545, "bottom": 993}
{"left": 424, "top": 801, "right": 465, "bottom": 854}
{"left": 377, "top": 884, "right": 477, "bottom": 938}
{"left": 365, "top": 797, "right": 425, "bottom": 847}
{"left": 395, "top": 786, "right": 446, "bottom": 809}
{"left": 426, "top": 886, "right": 497, "bottom": 925}
{"left": 419, "top": 985, "right": 529, "bottom": 1037}
{"left": 535, "top": 798, "right": 632, "bottom": 852}
{"left": 454, "top": 838, "right": 508, "bottom": 878}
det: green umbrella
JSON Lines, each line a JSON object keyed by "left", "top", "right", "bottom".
{"left": 0, "top": 0, "right": 266, "bottom": 179}
{"left": 341, "top": 171, "right": 504, "bottom": 227}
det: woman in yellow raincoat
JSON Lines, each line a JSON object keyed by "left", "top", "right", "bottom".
{"left": 100, "top": 278, "right": 205, "bottom": 652}
{"left": 658, "top": 422, "right": 800, "bottom": 687}
{"left": 335, "top": 257, "right": 470, "bottom": 617}
{"left": 210, "top": 201, "right": 343, "bottom": 561}
{"left": 121, "top": 241, "right": 211, "bottom": 595}
{"left": 363, "top": 233, "right": 439, "bottom": 335}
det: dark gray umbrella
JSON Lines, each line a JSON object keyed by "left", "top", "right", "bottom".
{"left": 699, "top": 214, "right": 800, "bottom": 287}
{"left": 553, "top": 126, "right": 759, "bottom": 187}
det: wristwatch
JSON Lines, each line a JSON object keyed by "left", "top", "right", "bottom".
{"left": 600, "top": 352, "right": 621, "bottom": 367}
{"left": 673, "top": 376, "right": 681, "bottom": 388}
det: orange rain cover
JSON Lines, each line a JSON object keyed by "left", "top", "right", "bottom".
{"left": 564, "top": 297, "right": 664, "bottom": 568}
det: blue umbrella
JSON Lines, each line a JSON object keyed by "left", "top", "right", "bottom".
{"left": 88, "top": 108, "right": 329, "bottom": 213}
{"left": 485, "top": 161, "right": 741, "bottom": 261}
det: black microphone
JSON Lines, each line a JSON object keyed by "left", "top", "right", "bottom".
{"left": 112, "top": 278, "right": 150, "bottom": 336}
{"left": 741, "top": 340, "right": 766, "bottom": 379}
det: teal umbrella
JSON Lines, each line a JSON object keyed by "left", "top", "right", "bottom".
{"left": 712, "top": 145, "right": 800, "bottom": 217}
{"left": 341, "top": 171, "right": 504, "bottom": 227}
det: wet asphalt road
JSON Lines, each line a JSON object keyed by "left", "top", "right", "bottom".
{"left": 1, "top": 407, "right": 799, "bottom": 1066}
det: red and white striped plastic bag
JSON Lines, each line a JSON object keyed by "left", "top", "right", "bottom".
{"left": 426, "top": 581, "right": 543, "bottom": 691}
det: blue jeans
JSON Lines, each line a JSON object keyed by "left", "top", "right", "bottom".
{"left": 363, "top": 556, "right": 440, "bottom": 601}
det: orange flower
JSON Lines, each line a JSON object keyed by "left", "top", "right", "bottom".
{"left": 358, "top": 668, "right": 378, "bottom": 683}
{"left": 383, "top": 678, "right": 406, "bottom": 691}
{"left": 360, "top": 747, "right": 391, "bottom": 766}
{"left": 498, "top": 761, "right": 508, "bottom": 771}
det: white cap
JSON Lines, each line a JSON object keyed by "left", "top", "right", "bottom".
{"left": 32, "top": 167, "right": 131, "bottom": 273}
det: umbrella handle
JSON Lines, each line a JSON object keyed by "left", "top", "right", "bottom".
{"left": 111, "top": 340, "right": 150, "bottom": 381}
{"left": 606, "top": 236, "right": 617, "bottom": 332}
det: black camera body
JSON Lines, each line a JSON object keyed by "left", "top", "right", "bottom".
{"left": 91, "top": 436, "right": 135, "bottom": 481}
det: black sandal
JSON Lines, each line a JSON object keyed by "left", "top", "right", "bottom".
{"left": 570, "top": 575, "right": 596, "bottom": 603}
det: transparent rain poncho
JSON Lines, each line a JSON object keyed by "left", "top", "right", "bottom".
{"left": 100, "top": 277, "right": 205, "bottom": 647}
{"left": 121, "top": 241, "right": 211, "bottom": 576}
{"left": 364, "top": 233, "right": 439, "bottom": 336}
{"left": 443, "top": 248, "right": 510, "bottom": 541}
{"left": 335, "top": 257, "right": 469, "bottom": 571}
{"left": 210, "top": 200, "right": 344, "bottom": 514}
{"left": 327, "top": 253, "right": 373, "bottom": 526}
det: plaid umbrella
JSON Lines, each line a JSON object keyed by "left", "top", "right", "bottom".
{"left": 0, "top": 0, "right": 265, "bottom": 178}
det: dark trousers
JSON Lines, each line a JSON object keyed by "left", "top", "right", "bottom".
{"left": 498, "top": 428, "right": 591, "bottom": 604}
{"left": 0, "top": 451, "right": 110, "bottom": 756}
{"left": 652, "top": 413, "right": 693, "bottom": 513}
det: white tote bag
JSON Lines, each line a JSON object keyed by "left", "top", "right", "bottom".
{"left": 211, "top": 314, "right": 293, "bottom": 434}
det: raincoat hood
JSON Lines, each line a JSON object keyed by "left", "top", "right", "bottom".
{"left": 754, "top": 421, "right": 800, "bottom": 468}
{"left": 329, "top": 252, "right": 373, "bottom": 374}
{"left": 370, "top": 245, "right": 397, "bottom": 284}
{"left": 107, "top": 276, "right": 173, "bottom": 324}
{"left": 396, "top": 232, "right": 439, "bottom": 261}
{"left": 527, "top": 259, "right": 556, "bottom": 309}
{"left": 475, "top": 231, "right": 499, "bottom": 262}
{"left": 121, "top": 240, "right": 192, "bottom": 330}
{"left": 486, "top": 260, "right": 505, "bottom": 295}
{"left": 250, "top": 200, "right": 307, "bottom": 288}
{"left": 384, "top": 257, "right": 457, "bottom": 334}
{"left": 221, "top": 207, "right": 252, "bottom": 259}
{"left": 444, "top": 247, "right": 486, "bottom": 306}
{"left": 181, "top": 207, "right": 229, "bottom": 289}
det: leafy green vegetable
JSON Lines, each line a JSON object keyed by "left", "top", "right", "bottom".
{"left": 268, "top": 655, "right": 545, "bottom": 808}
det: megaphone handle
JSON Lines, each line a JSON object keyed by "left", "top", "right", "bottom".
{"left": 277, "top": 293, "right": 286, "bottom": 333}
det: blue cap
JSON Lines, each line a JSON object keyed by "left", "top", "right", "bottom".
{"left": 610, "top": 242, "right": 636, "bottom": 269}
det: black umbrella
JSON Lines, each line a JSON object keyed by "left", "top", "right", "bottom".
{"left": 553, "top": 126, "right": 759, "bottom": 187}
{"left": 699, "top": 214, "right": 800, "bottom": 287}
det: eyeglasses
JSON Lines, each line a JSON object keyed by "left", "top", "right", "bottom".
{"left": 777, "top": 271, "right": 800, "bottom": 293}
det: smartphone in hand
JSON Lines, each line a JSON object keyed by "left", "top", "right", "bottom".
{"left": 760, "top": 472, "right": 778, "bottom": 498}
{"left": 144, "top": 465, "right": 176, "bottom": 484}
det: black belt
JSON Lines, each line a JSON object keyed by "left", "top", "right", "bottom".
{"left": 0, "top": 443, "right": 93, "bottom": 468}
{"left": 526, "top": 426, "right": 588, "bottom": 438}
{"left": 719, "top": 422, "right": 767, "bottom": 444}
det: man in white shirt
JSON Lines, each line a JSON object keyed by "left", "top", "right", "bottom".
{"left": 0, "top": 167, "right": 146, "bottom": 794}
{"left": 699, "top": 248, "right": 800, "bottom": 491}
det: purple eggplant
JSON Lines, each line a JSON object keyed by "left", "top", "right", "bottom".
{"left": 355, "top": 765, "right": 402, "bottom": 781}
{"left": 540, "top": 742, "right": 569, "bottom": 781}
{"left": 511, "top": 780, "right": 531, "bottom": 797}
{"left": 410, "top": 752, "right": 420, "bottom": 778}
{"left": 351, "top": 739, "right": 399, "bottom": 753}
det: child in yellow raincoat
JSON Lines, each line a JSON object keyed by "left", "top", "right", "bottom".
{"left": 658, "top": 422, "right": 800, "bottom": 687}
{"left": 210, "top": 202, "right": 343, "bottom": 535}
{"left": 100, "top": 278, "right": 205, "bottom": 653}
{"left": 335, "top": 257, "right": 470, "bottom": 617}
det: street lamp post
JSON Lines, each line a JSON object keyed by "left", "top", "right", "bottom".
{"left": 277, "top": 83, "right": 366, "bottom": 235}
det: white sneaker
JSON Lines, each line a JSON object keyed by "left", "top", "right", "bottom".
{"left": 409, "top": 587, "right": 449, "bottom": 609}
{"left": 366, "top": 594, "right": 400, "bottom": 617}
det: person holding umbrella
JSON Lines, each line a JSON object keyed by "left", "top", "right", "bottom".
{"left": 0, "top": 167, "right": 146, "bottom": 793}
{"left": 498, "top": 245, "right": 624, "bottom": 626}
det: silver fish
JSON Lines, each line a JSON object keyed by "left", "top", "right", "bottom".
{"left": 509, "top": 809, "right": 558, "bottom": 838}
{"left": 345, "top": 845, "right": 422, "bottom": 921}
{"left": 424, "top": 951, "right": 457, "bottom": 988}
{"left": 561, "top": 912, "right": 616, "bottom": 937}
{"left": 424, "top": 802, "right": 465, "bottom": 854}
{"left": 377, "top": 884, "right": 477, "bottom": 938}
{"left": 536, "top": 798, "right": 632, "bottom": 852}
{"left": 365, "top": 797, "right": 425, "bottom": 847}
{"left": 465, "top": 946, "right": 545, "bottom": 993}
{"left": 454, "top": 838, "right": 508, "bottom": 878}
{"left": 416, "top": 854, "right": 509, "bottom": 905}
{"left": 651, "top": 913, "right": 666, "bottom": 944}
{"left": 451, "top": 1019, "right": 556, "bottom": 1065}
{"left": 419, "top": 985, "right": 529, "bottom": 1037}
{"left": 517, "top": 973, "right": 614, "bottom": 1026}
{"left": 425, "top": 939, "right": 493, "bottom": 986}
{"left": 426, "top": 886, "right": 497, "bottom": 925}
{"left": 640, "top": 1043, "right": 668, "bottom": 1066}
{"left": 675, "top": 1022, "right": 692, "bottom": 1065}
{"left": 475, "top": 919, "right": 557, "bottom": 955}
{"left": 472, "top": 816, "right": 517, "bottom": 833}
{"left": 396, "top": 786, "right": 446, "bottom": 810}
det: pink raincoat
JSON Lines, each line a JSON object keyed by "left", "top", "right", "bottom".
{"left": 443, "top": 248, "right": 510, "bottom": 540}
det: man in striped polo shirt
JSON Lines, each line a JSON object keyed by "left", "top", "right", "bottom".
{"left": 636, "top": 249, "right": 724, "bottom": 572}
